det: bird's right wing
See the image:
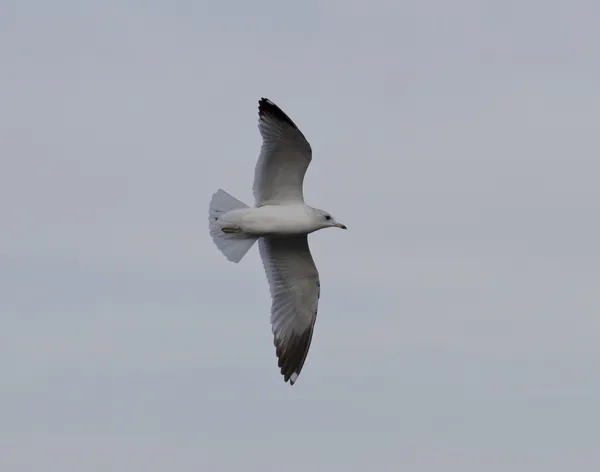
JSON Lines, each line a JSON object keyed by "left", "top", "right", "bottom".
{"left": 253, "top": 98, "right": 313, "bottom": 206}
{"left": 258, "top": 235, "right": 320, "bottom": 385}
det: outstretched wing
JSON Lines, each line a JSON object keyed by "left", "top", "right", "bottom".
{"left": 253, "top": 98, "right": 313, "bottom": 206}
{"left": 258, "top": 235, "right": 320, "bottom": 385}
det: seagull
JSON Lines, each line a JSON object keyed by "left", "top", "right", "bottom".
{"left": 208, "top": 98, "right": 346, "bottom": 385}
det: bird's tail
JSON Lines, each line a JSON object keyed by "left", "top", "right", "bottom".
{"left": 208, "top": 189, "right": 258, "bottom": 263}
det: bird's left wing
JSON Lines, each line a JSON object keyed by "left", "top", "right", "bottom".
{"left": 258, "top": 235, "right": 320, "bottom": 385}
{"left": 253, "top": 98, "right": 313, "bottom": 206}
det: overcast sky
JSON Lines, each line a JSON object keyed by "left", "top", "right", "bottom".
{"left": 2, "top": 1, "right": 599, "bottom": 471}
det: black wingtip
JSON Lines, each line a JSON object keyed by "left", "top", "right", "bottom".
{"left": 258, "top": 97, "right": 302, "bottom": 132}
{"left": 274, "top": 326, "right": 314, "bottom": 386}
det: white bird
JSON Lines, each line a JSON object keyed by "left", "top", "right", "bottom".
{"left": 208, "top": 98, "right": 347, "bottom": 385}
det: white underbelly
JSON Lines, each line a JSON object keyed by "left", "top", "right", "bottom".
{"left": 238, "top": 205, "right": 315, "bottom": 236}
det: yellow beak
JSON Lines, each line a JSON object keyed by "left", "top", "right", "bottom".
{"left": 335, "top": 223, "right": 347, "bottom": 229}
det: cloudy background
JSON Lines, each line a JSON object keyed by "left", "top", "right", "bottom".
{"left": 2, "top": 0, "right": 599, "bottom": 470}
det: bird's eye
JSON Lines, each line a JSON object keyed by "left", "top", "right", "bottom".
{"left": 324, "top": 215, "right": 331, "bottom": 221}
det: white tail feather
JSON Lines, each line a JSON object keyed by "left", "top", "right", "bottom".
{"left": 208, "top": 189, "right": 257, "bottom": 263}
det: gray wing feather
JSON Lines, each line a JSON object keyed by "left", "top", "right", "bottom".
{"left": 253, "top": 98, "right": 312, "bottom": 206}
{"left": 258, "top": 235, "right": 320, "bottom": 385}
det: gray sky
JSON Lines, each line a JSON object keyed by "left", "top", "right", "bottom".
{"left": 2, "top": 0, "right": 599, "bottom": 470}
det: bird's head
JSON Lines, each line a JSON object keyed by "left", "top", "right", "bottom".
{"left": 316, "top": 209, "right": 347, "bottom": 230}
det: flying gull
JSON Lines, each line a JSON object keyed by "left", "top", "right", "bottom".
{"left": 208, "top": 98, "right": 346, "bottom": 385}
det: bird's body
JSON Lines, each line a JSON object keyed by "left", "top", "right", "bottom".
{"left": 218, "top": 204, "right": 332, "bottom": 236}
{"left": 208, "top": 98, "right": 346, "bottom": 385}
